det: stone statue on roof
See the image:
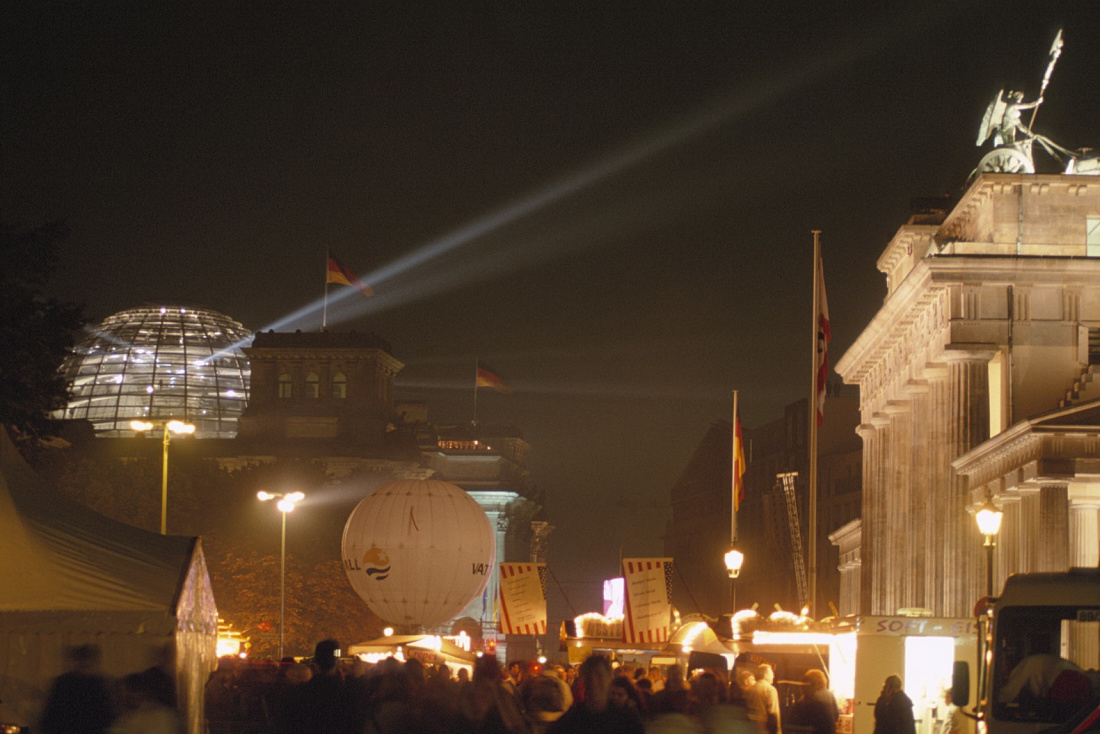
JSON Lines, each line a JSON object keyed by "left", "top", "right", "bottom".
{"left": 970, "top": 29, "right": 1099, "bottom": 178}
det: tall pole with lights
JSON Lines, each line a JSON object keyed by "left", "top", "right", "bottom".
{"left": 258, "top": 491, "right": 305, "bottom": 659}
{"left": 131, "top": 419, "right": 196, "bottom": 534}
{"left": 975, "top": 498, "right": 1004, "bottom": 597}
{"left": 725, "top": 390, "right": 746, "bottom": 615}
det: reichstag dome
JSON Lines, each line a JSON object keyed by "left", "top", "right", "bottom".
{"left": 58, "top": 305, "right": 253, "bottom": 438}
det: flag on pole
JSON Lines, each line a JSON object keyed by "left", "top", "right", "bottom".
{"left": 497, "top": 563, "right": 548, "bottom": 635}
{"left": 476, "top": 362, "right": 511, "bottom": 394}
{"left": 733, "top": 416, "right": 746, "bottom": 512}
{"left": 814, "top": 250, "right": 831, "bottom": 426}
{"left": 326, "top": 253, "right": 374, "bottom": 298}
{"left": 621, "top": 558, "right": 674, "bottom": 644}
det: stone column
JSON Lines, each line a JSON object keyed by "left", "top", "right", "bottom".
{"left": 1038, "top": 483, "right": 1069, "bottom": 572}
{"left": 884, "top": 401, "right": 911, "bottom": 613}
{"left": 943, "top": 350, "right": 993, "bottom": 617}
{"left": 906, "top": 381, "right": 931, "bottom": 610}
{"left": 1069, "top": 495, "right": 1100, "bottom": 567}
{"left": 925, "top": 364, "right": 950, "bottom": 616}
{"left": 857, "top": 421, "right": 884, "bottom": 616}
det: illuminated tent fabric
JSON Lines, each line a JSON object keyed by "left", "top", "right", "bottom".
{"left": 0, "top": 430, "right": 218, "bottom": 734}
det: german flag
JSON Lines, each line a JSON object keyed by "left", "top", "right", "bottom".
{"left": 326, "top": 253, "right": 374, "bottom": 298}
{"left": 476, "top": 362, "right": 511, "bottom": 394}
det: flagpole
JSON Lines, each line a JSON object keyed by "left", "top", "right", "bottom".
{"left": 322, "top": 248, "right": 330, "bottom": 331}
{"left": 807, "top": 230, "right": 821, "bottom": 613}
{"left": 731, "top": 389, "right": 739, "bottom": 545}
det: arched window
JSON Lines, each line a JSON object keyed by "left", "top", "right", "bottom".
{"left": 305, "top": 372, "right": 320, "bottom": 399}
{"left": 332, "top": 372, "right": 347, "bottom": 399}
{"left": 278, "top": 373, "right": 292, "bottom": 399}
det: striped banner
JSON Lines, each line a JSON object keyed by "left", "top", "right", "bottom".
{"left": 622, "top": 558, "right": 674, "bottom": 645}
{"left": 497, "top": 563, "right": 547, "bottom": 635}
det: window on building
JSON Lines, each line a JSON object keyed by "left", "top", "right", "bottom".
{"left": 1088, "top": 217, "right": 1100, "bottom": 257}
{"left": 332, "top": 372, "right": 347, "bottom": 399}
{"left": 305, "top": 372, "right": 319, "bottom": 399}
{"left": 278, "top": 373, "right": 292, "bottom": 399}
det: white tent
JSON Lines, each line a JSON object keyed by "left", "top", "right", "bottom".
{"left": 0, "top": 430, "right": 218, "bottom": 734}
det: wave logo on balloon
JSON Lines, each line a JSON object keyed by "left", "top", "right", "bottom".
{"left": 362, "top": 546, "right": 391, "bottom": 581}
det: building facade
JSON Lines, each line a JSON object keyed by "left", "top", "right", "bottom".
{"left": 835, "top": 173, "right": 1100, "bottom": 620}
{"left": 664, "top": 392, "right": 861, "bottom": 621}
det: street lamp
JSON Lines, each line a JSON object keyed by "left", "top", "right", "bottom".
{"left": 975, "top": 498, "right": 1004, "bottom": 597}
{"left": 725, "top": 546, "right": 745, "bottom": 611}
{"left": 258, "top": 490, "right": 305, "bottom": 659}
{"left": 131, "top": 419, "right": 195, "bottom": 534}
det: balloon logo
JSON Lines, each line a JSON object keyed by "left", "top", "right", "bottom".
{"left": 362, "top": 547, "right": 391, "bottom": 580}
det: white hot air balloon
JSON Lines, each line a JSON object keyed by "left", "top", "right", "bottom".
{"left": 342, "top": 479, "right": 496, "bottom": 628}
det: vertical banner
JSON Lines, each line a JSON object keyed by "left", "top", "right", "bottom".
{"left": 497, "top": 563, "right": 547, "bottom": 635}
{"left": 622, "top": 558, "right": 674, "bottom": 644}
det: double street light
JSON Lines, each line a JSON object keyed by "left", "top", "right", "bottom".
{"left": 975, "top": 498, "right": 1004, "bottom": 597}
{"left": 257, "top": 491, "right": 305, "bottom": 659}
{"left": 130, "top": 419, "right": 195, "bottom": 534}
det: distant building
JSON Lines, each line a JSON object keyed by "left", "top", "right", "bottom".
{"left": 664, "top": 391, "right": 861, "bottom": 620}
{"left": 56, "top": 316, "right": 548, "bottom": 655}
{"left": 836, "top": 173, "right": 1100, "bottom": 619}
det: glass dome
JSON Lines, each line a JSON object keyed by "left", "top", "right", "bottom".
{"left": 58, "top": 305, "right": 253, "bottom": 438}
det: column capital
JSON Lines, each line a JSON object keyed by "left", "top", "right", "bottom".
{"left": 942, "top": 345, "right": 999, "bottom": 363}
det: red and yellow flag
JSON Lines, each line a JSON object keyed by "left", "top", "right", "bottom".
{"left": 476, "top": 362, "right": 511, "bottom": 394}
{"left": 734, "top": 416, "right": 746, "bottom": 512}
{"left": 326, "top": 253, "right": 374, "bottom": 298}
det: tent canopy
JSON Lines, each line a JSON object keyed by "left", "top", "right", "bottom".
{"left": 0, "top": 430, "right": 218, "bottom": 734}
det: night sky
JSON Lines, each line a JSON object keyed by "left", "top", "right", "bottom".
{"left": 4, "top": 2, "right": 1099, "bottom": 616}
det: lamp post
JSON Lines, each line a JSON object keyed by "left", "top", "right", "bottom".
{"left": 258, "top": 491, "right": 305, "bottom": 659}
{"left": 975, "top": 498, "right": 1004, "bottom": 597}
{"left": 131, "top": 419, "right": 195, "bottom": 534}
{"left": 724, "top": 546, "right": 745, "bottom": 612}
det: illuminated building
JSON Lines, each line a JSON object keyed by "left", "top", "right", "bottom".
{"left": 57, "top": 304, "right": 251, "bottom": 438}
{"left": 836, "top": 175, "right": 1100, "bottom": 618}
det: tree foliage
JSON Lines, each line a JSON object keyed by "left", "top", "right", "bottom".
{"left": 41, "top": 449, "right": 385, "bottom": 658}
{"left": 0, "top": 220, "right": 85, "bottom": 439}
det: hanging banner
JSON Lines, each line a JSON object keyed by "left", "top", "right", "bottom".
{"left": 622, "top": 558, "right": 674, "bottom": 644}
{"left": 497, "top": 563, "right": 547, "bottom": 635}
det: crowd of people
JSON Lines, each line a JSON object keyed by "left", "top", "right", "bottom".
{"left": 38, "top": 639, "right": 929, "bottom": 734}
{"left": 37, "top": 643, "right": 182, "bottom": 734}
{"left": 201, "top": 641, "right": 844, "bottom": 734}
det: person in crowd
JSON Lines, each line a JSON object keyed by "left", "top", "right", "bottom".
{"left": 205, "top": 658, "right": 246, "bottom": 734}
{"left": 648, "top": 665, "right": 666, "bottom": 693}
{"left": 752, "top": 664, "right": 781, "bottom": 734}
{"left": 457, "top": 654, "right": 530, "bottom": 734}
{"left": 873, "top": 675, "right": 916, "bottom": 734}
{"left": 936, "top": 689, "right": 962, "bottom": 734}
{"left": 142, "top": 644, "right": 177, "bottom": 709}
{"left": 649, "top": 663, "right": 691, "bottom": 717}
{"left": 787, "top": 669, "right": 839, "bottom": 734}
{"left": 521, "top": 671, "right": 568, "bottom": 734}
{"left": 609, "top": 676, "right": 646, "bottom": 718}
{"left": 278, "top": 639, "right": 355, "bottom": 734}
{"left": 110, "top": 670, "right": 183, "bottom": 734}
{"left": 742, "top": 667, "right": 767, "bottom": 734}
{"left": 39, "top": 644, "right": 116, "bottom": 734}
{"left": 547, "top": 654, "right": 643, "bottom": 734}
{"left": 688, "top": 669, "right": 757, "bottom": 734}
